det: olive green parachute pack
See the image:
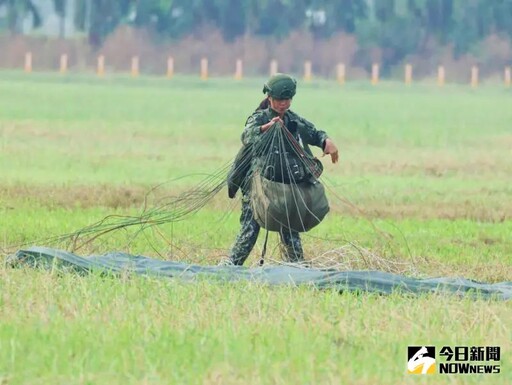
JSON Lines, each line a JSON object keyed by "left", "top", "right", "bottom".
{"left": 251, "top": 173, "right": 329, "bottom": 232}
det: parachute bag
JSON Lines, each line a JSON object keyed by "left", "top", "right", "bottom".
{"left": 227, "top": 144, "right": 253, "bottom": 198}
{"left": 250, "top": 172, "right": 329, "bottom": 233}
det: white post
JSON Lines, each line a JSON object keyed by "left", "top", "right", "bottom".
{"left": 200, "top": 58, "right": 208, "bottom": 80}
{"left": 371, "top": 63, "right": 379, "bottom": 85}
{"left": 24, "top": 52, "right": 32, "bottom": 73}
{"left": 304, "top": 60, "right": 312, "bottom": 82}
{"left": 405, "top": 63, "right": 412, "bottom": 85}
{"left": 235, "top": 59, "right": 243, "bottom": 80}
{"left": 471, "top": 66, "right": 478, "bottom": 88}
{"left": 167, "top": 57, "right": 174, "bottom": 78}
{"left": 97, "top": 55, "right": 105, "bottom": 77}
{"left": 131, "top": 56, "right": 139, "bottom": 77}
{"left": 437, "top": 66, "right": 445, "bottom": 87}
{"left": 60, "top": 54, "right": 68, "bottom": 74}
{"left": 270, "top": 60, "right": 278, "bottom": 76}
{"left": 336, "top": 63, "right": 345, "bottom": 85}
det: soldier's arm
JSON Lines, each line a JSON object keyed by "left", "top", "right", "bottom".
{"left": 297, "top": 116, "right": 329, "bottom": 149}
{"left": 241, "top": 111, "right": 269, "bottom": 145}
{"left": 297, "top": 115, "right": 339, "bottom": 164}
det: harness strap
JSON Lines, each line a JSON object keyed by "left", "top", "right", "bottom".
{"left": 259, "top": 229, "right": 270, "bottom": 266}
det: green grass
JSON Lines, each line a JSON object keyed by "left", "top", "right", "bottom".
{"left": 0, "top": 71, "right": 511, "bottom": 384}
{"left": 1, "top": 270, "right": 510, "bottom": 385}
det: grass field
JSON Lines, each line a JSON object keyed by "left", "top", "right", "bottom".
{"left": 0, "top": 71, "right": 511, "bottom": 384}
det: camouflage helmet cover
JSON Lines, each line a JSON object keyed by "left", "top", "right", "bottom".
{"left": 263, "top": 73, "right": 297, "bottom": 99}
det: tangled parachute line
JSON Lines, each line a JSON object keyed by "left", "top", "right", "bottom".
{"left": 12, "top": 123, "right": 415, "bottom": 272}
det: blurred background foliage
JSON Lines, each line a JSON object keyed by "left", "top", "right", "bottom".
{"left": 1, "top": 0, "right": 511, "bottom": 76}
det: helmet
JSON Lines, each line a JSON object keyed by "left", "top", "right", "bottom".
{"left": 263, "top": 73, "right": 297, "bottom": 99}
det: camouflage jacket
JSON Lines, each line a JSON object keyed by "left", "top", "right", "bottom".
{"left": 242, "top": 108, "right": 329, "bottom": 156}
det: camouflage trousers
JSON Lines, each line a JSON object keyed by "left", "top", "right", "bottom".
{"left": 228, "top": 198, "right": 304, "bottom": 266}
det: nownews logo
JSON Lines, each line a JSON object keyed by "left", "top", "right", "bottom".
{"left": 407, "top": 346, "right": 436, "bottom": 374}
{"left": 407, "top": 345, "right": 501, "bottom": 375}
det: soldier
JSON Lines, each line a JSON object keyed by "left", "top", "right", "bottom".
{"left": 223, "top": 73, "right": 339, "bottom": 266}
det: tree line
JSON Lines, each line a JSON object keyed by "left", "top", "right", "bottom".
{"left": 1, "top": 0, "right": 512, "bottom": 69}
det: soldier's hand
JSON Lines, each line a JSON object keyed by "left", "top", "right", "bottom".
{"left": 261, "top": 117, "right": 284, "bottom": 132}
{"left": 323, "top": 138, "right": 339, "bottom": 164}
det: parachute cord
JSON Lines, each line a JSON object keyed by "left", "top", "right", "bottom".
{"left": 259, "top": 229, "right": 270, "bottom": 266}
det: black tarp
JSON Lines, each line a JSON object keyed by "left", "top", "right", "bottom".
{"left": 7, "top": 247, "right": 512, "bottom": 300}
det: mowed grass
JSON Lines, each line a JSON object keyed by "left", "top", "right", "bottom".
{"left": 1, "top": 269, "right": 510, "bottom": 385}
{"left": 0, "top": 71, "right": 511, "bottom": 384}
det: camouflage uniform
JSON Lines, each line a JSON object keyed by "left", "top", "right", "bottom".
{"left": 242, "top": 107, "right": 329, "bottom": 156}
{"left": 229, "top": 196, "right": 304, "bottom": 265}
{"left": 228, "top": 106, "right": 329, "bottom": 266}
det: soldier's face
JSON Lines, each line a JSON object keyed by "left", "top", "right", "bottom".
{"left": 269, "top": 97, "right": 292, "bottom": 115}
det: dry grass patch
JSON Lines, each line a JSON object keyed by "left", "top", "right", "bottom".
{"left": 0, "top": 184, "right": 147, "bottom": 209}
{"left": 3, "top": 182, "right": 512, "bottom": 222}
{"left": 335, "top": 201, "right": 511, "bottom": 222}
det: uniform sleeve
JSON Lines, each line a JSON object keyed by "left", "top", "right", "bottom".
{"left": 241, "top": 111, "right": 269, "bottom": 145}
{"left": 297, "top": 116, "right": 329, "bottom": 150}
